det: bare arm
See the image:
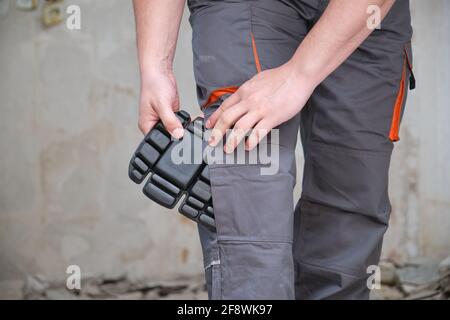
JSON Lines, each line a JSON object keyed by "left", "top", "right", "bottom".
{"left": 133, "top": 0, "right": 186, "bottom": 137}
{"left": 206, "top": 0, "right": 395, "bottom": 152}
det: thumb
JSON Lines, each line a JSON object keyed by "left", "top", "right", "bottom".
{"left": 159, "top": 108, "right": 184, "bottom": 139}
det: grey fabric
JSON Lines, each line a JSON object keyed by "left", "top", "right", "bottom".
{"left": 189, "top": 0, "right": 413, "bottom": 300}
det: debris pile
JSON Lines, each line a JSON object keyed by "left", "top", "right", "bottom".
{"left": 23, "top": 275, "right": 207, "bottom": 300}
{"left": 19, "top": 256, "right": 450, "bottom": 300}
{"left": 371, "top": 256, "right": 450, "bottom": 300}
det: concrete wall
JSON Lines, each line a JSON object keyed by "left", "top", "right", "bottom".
{"left": 0, "top": 0, "right": 449, "bottom": 293}
{"left": 384, "top": 0, "right": 450, "bottom": 260}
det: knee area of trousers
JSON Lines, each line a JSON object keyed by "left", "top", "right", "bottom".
{"left": 218, "top": 240, "right": 295, "bottom": 299}
{"left": 294, "top": 199, "right": 386, "bottom": 279}
{"left": 295, "top": 260, "right": 371, "bottom": 300}
{"left": 301, "top": 142, "right": 392, "bottom": 221}
{"left": 202, "top": 240, "right": 296, "bottom": 299}
{"left": 209, "top": 164, "right": 295, "bottom": 241}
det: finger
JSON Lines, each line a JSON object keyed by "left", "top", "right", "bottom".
{"left": 205, "top": 92, "right": 241, "bottom": 129}
{"left": 224, "top": 113, "right": 262, "bottom": 153}
{"left": 158, "top": 108, "right": 184, "bottom": 139}
{"left": 245, "top": 120, "right": 272, "bottom": 151}
{"left": 208, "top": 102, "right": 248, "bottom": 147}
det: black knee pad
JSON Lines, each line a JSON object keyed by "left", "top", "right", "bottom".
{"left": 128, "top": 111, "right": 215, "bottom": 230}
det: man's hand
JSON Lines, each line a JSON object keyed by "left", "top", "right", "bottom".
{"left": 206, "top": 0, "right": 394, "bottom": 152}
{"left": 138, "top": 71, "right": 183, "bottom": 138}
{"left": 133, "top": 0, "right": 185, "bottom": 137}
{"left": 206, "top": 64, "right": 316, "bottom": 152}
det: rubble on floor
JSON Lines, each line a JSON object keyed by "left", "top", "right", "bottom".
{"left": 22, "top": 274, "right": 207, "bottom": 300}
{"left": 371, "top": 256, "right": 450, "bottom": 300}
{"left": 14, "top": 255, "right": 450, "bottom": 300}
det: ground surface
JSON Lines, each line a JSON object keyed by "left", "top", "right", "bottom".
{"left": 3, "top": 256, "right": 449, "bottom": 300}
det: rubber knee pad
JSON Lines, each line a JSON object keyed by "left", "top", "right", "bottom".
{"left": 128, "top": 111, "right": 215, "bottom": 230}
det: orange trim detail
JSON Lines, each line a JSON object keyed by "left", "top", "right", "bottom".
{"left": 201, "top": 86, "right": 239, "bottom": 109}
{"left": 250, "top": 32, "right": 262, "bottom": 73}
{"left": 202, "top": 32, "right": 261, "bottom": 109}
{"left": 389, "top": 57, "right": 407, "bottom": 142}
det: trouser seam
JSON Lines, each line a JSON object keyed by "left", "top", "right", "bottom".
{"left": 299, "top": 196, "right": 391, "bottom": 225}
{"left": 298, "top": 259, "right": 367, "bottom": 279}
{"left": 309, "top": 140, "right": 393, "bottom": 156}
{"left": 218, "top": 237, "right": 292, "bottom": 244}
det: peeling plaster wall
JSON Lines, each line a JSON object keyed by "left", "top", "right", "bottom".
{"left": 383, "top": 0, "right": 450, "bottom": 260}
{"left": 0, "top": 0, "right": 202, "bottom": 286}
{"left": 0, "top": 0, "right": 449, "bottom": 289}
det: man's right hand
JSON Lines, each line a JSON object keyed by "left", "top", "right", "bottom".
{"left": 138, "top": 71, "right": 184, "bottom": 139}
{"left": 133, "top": 0, "right": 185, "bottom": 138}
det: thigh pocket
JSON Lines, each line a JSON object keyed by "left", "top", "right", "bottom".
{"left": 190, "top": 2, "right": 256, "bottom": 108}
{"left": 189, "top": 1, "right": 305, "bottom": 110}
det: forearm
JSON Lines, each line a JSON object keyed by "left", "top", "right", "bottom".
{"left": 288, "top": 0, "right": 394, "bottom": 86}
{"left": 133, "top": 0, "right": 185, "bottom": 77}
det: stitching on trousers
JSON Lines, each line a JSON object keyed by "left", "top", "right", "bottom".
{"left": 300, "top": 196, "right": 391, "bottom": 225}
{"left": 311, "top": 140, "right": 392, "bottom": 156}
{"left": 298, "top": 259, "right": 366, "bottom": 279}
{"left": 218, "top": 237, "right": 292, "bottom": 244}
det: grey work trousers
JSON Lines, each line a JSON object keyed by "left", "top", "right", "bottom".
{"left": 188, "top": 0, "right": 413, "bottom": 299}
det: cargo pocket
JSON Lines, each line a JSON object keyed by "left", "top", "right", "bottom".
{"left": 189, "top": 2, "right": 256, "bottom": 110}
{"left": 189, "top": 1, "right": 303, "bottom": 111}
{"left": 388, "top": 42, "right": 414, "bottom": 142}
